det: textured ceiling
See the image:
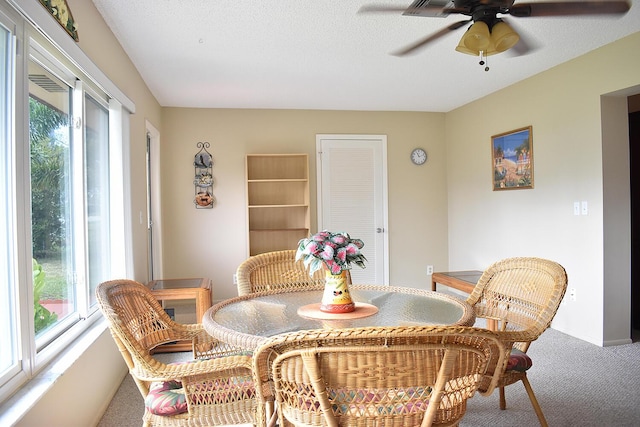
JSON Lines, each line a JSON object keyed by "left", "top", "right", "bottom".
{"left": 92, "top": 0, "right": 640, "bottom": 112}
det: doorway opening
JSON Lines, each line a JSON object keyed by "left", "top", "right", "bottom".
{"left": 629, "top": 95, "right": 640, "bottom": 341}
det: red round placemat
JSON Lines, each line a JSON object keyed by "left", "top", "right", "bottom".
{"left": 297, "top": 302, "right": 378, "bottom": 320}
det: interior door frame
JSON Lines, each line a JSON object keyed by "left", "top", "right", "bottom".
{"left": 145, "top": 120, "right": 163, "bottom": 281}
{"left": 316, "top": 134, "right": 389, "bottom": 285}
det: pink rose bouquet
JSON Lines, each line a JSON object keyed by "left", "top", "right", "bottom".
{"left": 296, "top": 230, "right": 367, "bottom": 275}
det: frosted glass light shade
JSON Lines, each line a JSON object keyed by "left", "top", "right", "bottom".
{"left": 462, "top": 21, "right": 490, "bottom": 51}
{"left": 455, "top": 26, "right": 498, "bottom": 56}
{"left": 455, "top": 36, "right": 477, "bottom": 55}
{"left": 491, "top": 21, "right": 520, "bottom": 52}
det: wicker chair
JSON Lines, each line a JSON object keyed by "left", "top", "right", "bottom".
{"left": 466, "top": 257, "right": 568, "bottom": 427}
{"left": 236, "top": 250, "right": 351, "bottom": 296}
{"left": 252, "top": 325, "right": 507, "bottom": 427}
{"left": 96, "top": 279, "right": 261, "bottom": 427}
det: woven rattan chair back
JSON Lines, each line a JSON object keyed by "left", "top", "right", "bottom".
{"left": 467, "top": 257, "right": 568, "bottom": 350}
{"left": 96, "top": 279, "right": 259, "bottom": 426}
{"left": 236, "top": 250, "right": 352, "bottom": 295}
{"left": 466, "top": 257, "right": 568, "bottom": 427}
{"left": 253, "top": 325, "right": 506, "bottom": 427}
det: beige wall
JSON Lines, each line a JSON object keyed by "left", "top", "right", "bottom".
{"left": 161, "top": 33, "right": 640, "bottom": 342}
{"left": 630, "top": 94, "right": 640, "bottom": 112}
{"left": 446, "top": 31, "right": 640, "bottom": 345}
{"left": 16, "top": 331, "right": 125, "bottom": 427}
{"left": 160, "top": 109, "right": 449, "bottom": 301}
{"left": 70, "top": 0, "right": 163, "bottom": 281}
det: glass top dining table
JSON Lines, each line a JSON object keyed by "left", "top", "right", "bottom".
{"left": 202, "top": 284, "right": 476, "bottom": 350}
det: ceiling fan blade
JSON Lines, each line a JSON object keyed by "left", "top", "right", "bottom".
{"left": 391, "top": 20, "right": 470, "bottom": 56}
{"left": 509, "top": 1, "right": 630, "bottom": 17}
{"left": 358, "top": 5, "right": 468, "bottom": 17}
{"left": 359, "top": 5, "right": 425, "bottom": 13}
{"left": 501, "top": 18, "right": 538, "bottom": 56}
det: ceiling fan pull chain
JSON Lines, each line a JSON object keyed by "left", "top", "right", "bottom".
{"left": 478, "top": 51, "right": 489, "bottom": 72}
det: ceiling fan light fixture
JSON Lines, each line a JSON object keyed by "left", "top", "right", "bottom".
{"left": 455, "top": 37, "right": 478, "bottom": 55}
{"left": 460, "top": 21, "right": 490, "bottom": 51}
{"left": 456, "top": 21, "right": 499, "bottom": 57}
{"left": 490, "top": 21, "right": 520, "bottom": 53}
{"left": 484, "top": 38, "right": 498, "bottom": 56}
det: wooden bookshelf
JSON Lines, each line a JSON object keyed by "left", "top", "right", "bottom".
{"left": 246, "top": 154, "right": 310, "bottom": 256}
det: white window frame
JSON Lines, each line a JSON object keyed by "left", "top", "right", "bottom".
{"left": 0, "top": 5, "right": 21, "bottom": 395}
{"left": 0, "top": 0, "right": 135, "bottom": 404}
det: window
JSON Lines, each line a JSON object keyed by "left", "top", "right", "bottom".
{"left": 0, "top": 3, "right": 131, "bottom": 403}
{"left": 29, "top": 59, "right": 76, "bottom": 347}
{"left": 0, "top": 11, "right": 18, "bottom": 390}
{"left": 84, "top": 93, "right": 111, "bottom": 308}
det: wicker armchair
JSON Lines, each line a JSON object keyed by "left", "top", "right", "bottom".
{"left": 96, "top": 279, "right": 261, "bottom": 427}
{"left": 236, "top": 250, "right": 351, "bottom": 296}
{"left": 253, "top": 325, "right": 507, "bottom": 427}
{"left": 466, "top": 257, "right": 568, "bottom": 427}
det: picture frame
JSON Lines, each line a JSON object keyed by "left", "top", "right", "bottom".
{"left": 491, "top": 126, "right": 533, "bottom": 190}
{"left": 39, "top": 0, "right": 79, "bottom": 42}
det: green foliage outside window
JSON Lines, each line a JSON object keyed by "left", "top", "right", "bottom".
{"left": 29, "top": 97, "right": 68, "bottom": 259}
{"left": 33, "top": 258, "right": 58, "bottom": 333}
{"left": 29, "top": 97, "right": 68, "bottom": 334}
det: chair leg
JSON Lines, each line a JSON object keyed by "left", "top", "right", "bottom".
{"left": 499, "top": 386, "right": 506, "bottom": 410}
{"left": 266, "top": 400, "right": 276, "bottom": 427}
{"left": 521, "top": 376, "right": 549, "bottom": 427}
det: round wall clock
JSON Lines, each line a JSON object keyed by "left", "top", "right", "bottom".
{"left": 411, "top": 148, "right": 427, "bottom": 165}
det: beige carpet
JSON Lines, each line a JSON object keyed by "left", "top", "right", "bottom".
{"left": 97, "top": 328, "right": 640, "bottom": 426}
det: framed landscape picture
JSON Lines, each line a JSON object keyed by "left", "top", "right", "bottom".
{"left": 491, "top": 126, "right": 533, "bottom": 190}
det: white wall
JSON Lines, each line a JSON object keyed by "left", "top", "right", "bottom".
{"left": 446, "top": 32, "right": 640, "bottom": 346}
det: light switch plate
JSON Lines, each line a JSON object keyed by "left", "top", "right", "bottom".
{"left": 581, "top": 201, "right": 588, "bottom": 215}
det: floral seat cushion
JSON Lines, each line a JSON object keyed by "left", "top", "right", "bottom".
{"left": 329, "top": 387, "right": 431, "bottom": 416}
{"left": 145, "top": 380, "right": 187, "bottom": 416}
{"left": 145, "top": 353, "right": 255, "bottom": 417}
{"left": 290, "top": 386, "right": 433, "bottom": 417}
{"left": 506, "top": 348, "right": 533, "bottom": 372}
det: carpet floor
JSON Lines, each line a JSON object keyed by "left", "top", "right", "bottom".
{"left": 97, "top": 328, "right": 640, "bottom": 426}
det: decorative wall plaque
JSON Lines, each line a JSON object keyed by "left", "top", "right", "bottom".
{"left": 194, "top": 142, "right": 214, "bottom": 209}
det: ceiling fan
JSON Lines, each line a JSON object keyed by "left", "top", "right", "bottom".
{"left": 359, "top": 0, "right": 631, "bottom": 64}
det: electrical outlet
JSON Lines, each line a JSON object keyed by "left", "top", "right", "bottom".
{"left": 232, "top": 273, "right": 237, "bottom": 285}
{"left": 426, "top": 265, "right": 434, "bottom": 275}
{"left": 569, "top": 288, "right": 576, "bottom": 301}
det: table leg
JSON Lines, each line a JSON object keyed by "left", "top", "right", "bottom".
{"left": 196, "top": 288, "right": 212, "bottom": 321}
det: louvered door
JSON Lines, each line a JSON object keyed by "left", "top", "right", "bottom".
{"left": 316, "top": 135, "right": 388, "bottom": 285}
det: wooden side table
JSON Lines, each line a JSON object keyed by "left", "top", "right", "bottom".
{"left": 147, "top": 277, "right": 212, "bottom": 352}
{"left": 431, "top": 271, "right": 482, "bottom": 293}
